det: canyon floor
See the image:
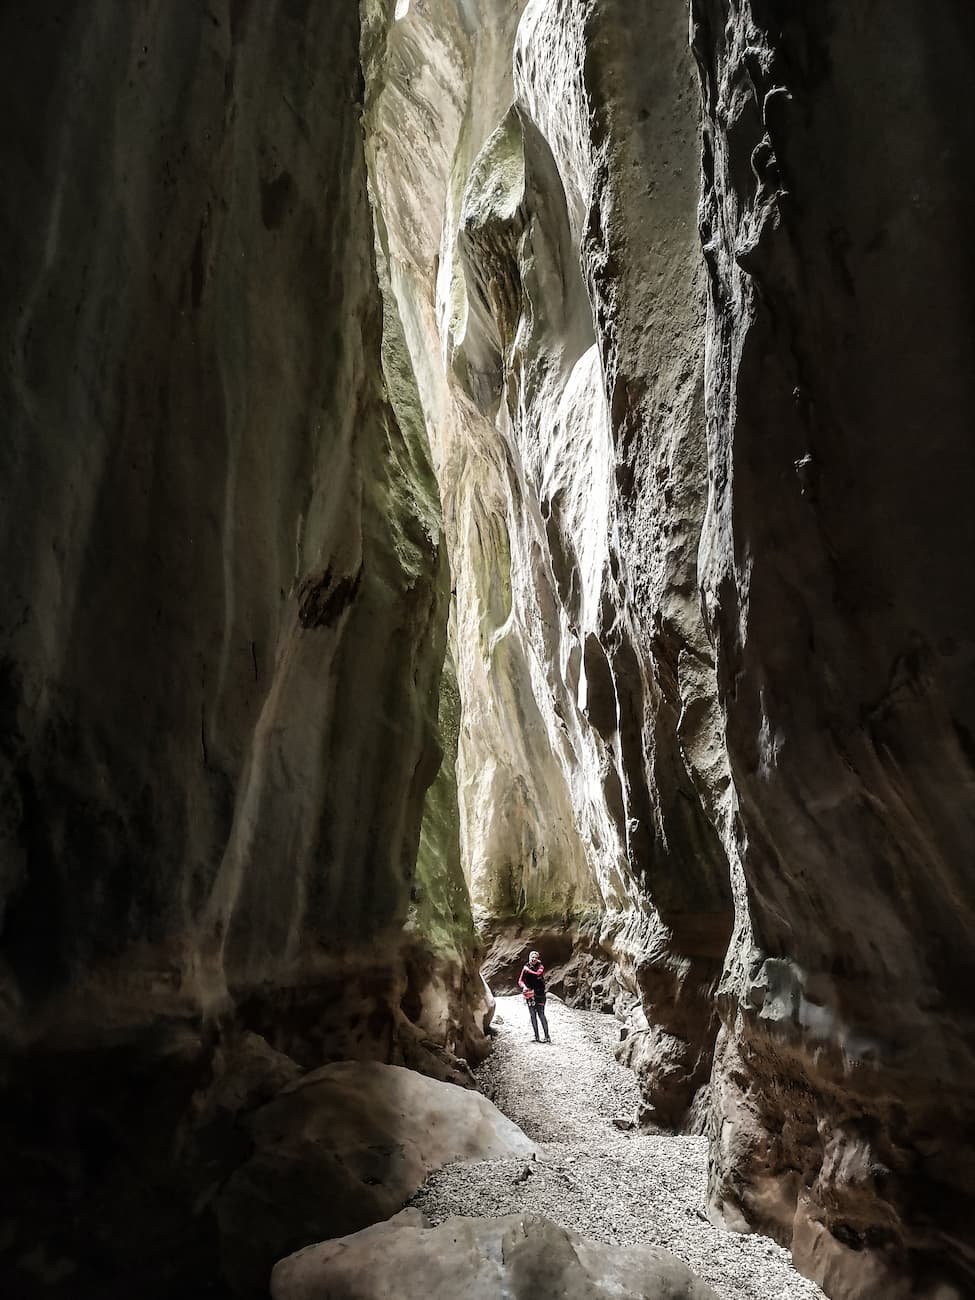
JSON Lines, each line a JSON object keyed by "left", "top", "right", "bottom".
{"left": 411, "top": 995, "right": 826, "bottom": 1300}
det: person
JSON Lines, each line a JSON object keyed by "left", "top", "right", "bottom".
{"left": 518, "top": 949, "right": 551, "bottom": 1042}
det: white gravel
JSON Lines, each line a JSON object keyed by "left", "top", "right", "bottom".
{"left": 411, "top": 994, "right": 826, "bottom": 1300}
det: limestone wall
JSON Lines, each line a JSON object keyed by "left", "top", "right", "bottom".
{"left": 0, "top": 4, "right": 484, "bottom": 1294}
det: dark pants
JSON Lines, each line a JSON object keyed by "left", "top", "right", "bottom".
{"left": 528, "top": 998, "right": 549, "bottom": 1040}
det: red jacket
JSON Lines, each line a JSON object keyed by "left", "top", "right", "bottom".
{"left": 518, "top": 961, "right": 546, "bottom": 999}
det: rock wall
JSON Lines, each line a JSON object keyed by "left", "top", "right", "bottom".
{"left": 693, "top": 3, "right": 975, "bottom": 1296}
{"left": 0, "top": 3, "right": 486, "bottom": 1295}
{"left": 367, "top": 1, "right": 975, "bottom": 1296}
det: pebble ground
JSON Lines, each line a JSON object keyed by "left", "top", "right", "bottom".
{"left": 411, "top": 994, "right": 827, "bottom": 1300}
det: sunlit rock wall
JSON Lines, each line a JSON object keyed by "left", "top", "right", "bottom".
{"left": 514, "top": 0, "right": 734, "bottom": 1123}
{"left": 365, "top": 0, "right": 732, "bottom": 1129}
{"left": 693, "top": 2, "right": 975, "bottom": 1296}
{"left": 0, "top": 3, "right": 485, "bottom": 1295}
{"left": 365, "top": 0, "right": 608, "bottom": 934}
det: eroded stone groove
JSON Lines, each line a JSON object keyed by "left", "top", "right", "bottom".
{"left": 1, "top": 2, "right": 973, "bottom": 1298}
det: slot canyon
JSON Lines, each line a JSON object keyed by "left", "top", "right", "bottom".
{"left": 1, "top": 2, "right": 973, "bottom": 1298}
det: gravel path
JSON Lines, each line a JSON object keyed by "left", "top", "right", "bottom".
{"left": 411, "top": 994, "right": 826, "bottom": 1300}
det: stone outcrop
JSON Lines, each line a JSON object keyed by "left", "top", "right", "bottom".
{"left": 478, "top": 915, "right": 621, "bottom": 1009}
{"left": 214, "top": 1060, "right": 534, "bottom": 1296}
{"left": 271, "top": 1209, "right": 719, "bottom": 1300}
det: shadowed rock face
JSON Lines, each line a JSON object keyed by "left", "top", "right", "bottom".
{"left": 693, "top": 3, "right": 975, "bottom": 1296}
{"left": 0, "top": 3, "right": 487, "bottom": 1295}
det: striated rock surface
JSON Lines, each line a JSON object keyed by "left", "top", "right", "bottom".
{"left": 271, "top": 1209, "right": 719, "bottom": 1300}
{"left": 366, "top": 1, "right": 975, "bottom": 1294}
{"left": 2, "top": 3, "right": 973, "bottom": 1300}
{"left": 367, "top": 4, "right": 975, "bottom": 1294}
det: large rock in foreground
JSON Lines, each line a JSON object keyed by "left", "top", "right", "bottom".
{"left": 271, "top": 1209, "right": 719, "bottom": 1299}
{"left": 216, "top": 1062, "right": 535, "bottom": 1295}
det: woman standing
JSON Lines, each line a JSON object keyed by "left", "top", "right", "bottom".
{"left": 518, "top": 949, "right": 551, "bottom": 1042}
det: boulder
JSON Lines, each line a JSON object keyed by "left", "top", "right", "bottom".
{"left": 271, "top": 1209, "right": 720, "bottom": 1300}
{"left": 215, "top": 1061, "right": 535, "bottom": 1295}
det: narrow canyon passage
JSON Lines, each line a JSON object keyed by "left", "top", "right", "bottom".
{"left": 414, "top": 994, "right": 826, "bottom": 1300}
{"left": 2, "top": 2, "right": 974, "bottom": 1299}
